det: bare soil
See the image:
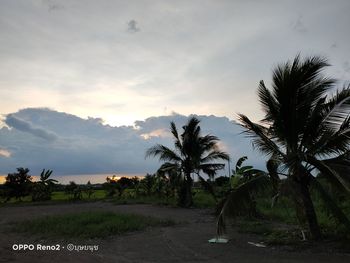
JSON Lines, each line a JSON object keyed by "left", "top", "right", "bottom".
{"left": 0, "top": 201, "right": 349, "bottom": 263}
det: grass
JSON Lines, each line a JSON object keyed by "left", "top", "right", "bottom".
{"left": 113, "top": 195, "right": 177, "bottom": 206}
{"left": 232, "top": 194, "right": 350, "bottom": 246}
{"left": 3, "top": 185, "right": 349, "bottom": 240}
{"left": 0, "top": 190, "right": 107, "bottom": 205}
{"left": 112, "top": 189, "right": 217, "bottom": 208}
{"left": 193, "top": 189, "right": 216, "bottom": 208}
{"left": 52, "top": 189, "right": 106, "bottom": 201}
{"left": 14, "top": 211, "right": 175, "bottom": 239}
{"left": 256, "top": 196, "right": 298, "bottom": 224}
{"left": 234, "top": 218, "right": 302, "bottom": 245}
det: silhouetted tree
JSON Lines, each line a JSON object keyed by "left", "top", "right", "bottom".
{"left": 146, "top": 117, "right": 229, "bottom": 207}
{"left": 3, "top": 168, "right": 32, "bottom": 202}
{"left": 138, "top": 174, "right": 155, "bottom": 196}
{"left": 32, "top": 169, "right": 57, "bottom": 201}
{"left": 65, "top": 181, "right": 82, "bottom": 200}
{"left": 222, "top": 55, "right": 350, "bottom": 239}
{"left": 84, "top": 181, "right": 94, "bottom": 199}
{"left": 103, "top": 177, "right": 118, "bottom": 197}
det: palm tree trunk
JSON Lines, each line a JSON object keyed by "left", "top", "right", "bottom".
{"left": 297, "top": 179, "right": 322, "bottom": 240}
{"left": 184, "top": 174, "right": 193, "bottom": 207}
{"left": 178, "top": 173, "right": 193, "bottom": 207}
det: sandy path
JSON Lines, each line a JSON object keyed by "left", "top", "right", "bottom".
{"left": 0, "top": 202, "right": 349, "bottom": 263}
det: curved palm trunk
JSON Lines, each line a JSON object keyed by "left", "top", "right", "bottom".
{"left": 296, "top": 178, "right": 322, "bottom": 240}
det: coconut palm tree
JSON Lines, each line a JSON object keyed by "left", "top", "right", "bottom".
{"left": 232, "top": 55, "right": 350, "bottom": 239}
{"left": 146, "top": 117, "right": 230, "bottom": 207}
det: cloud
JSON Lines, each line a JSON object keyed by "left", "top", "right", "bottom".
{"left": 0, "top": 1, "right": 349, "bottom": 127}
{"left": 140, "top": 128, "right": 171, "bottom": 140}
{"left": 127, "top": 19, "right": 140, "bottom": 33}
{"left": 292, "top": 15, "right": 307, "bottom": 33}
{"left": 0, "top": 148, "right": 11, "bottom": 158}
{"left": 0, "top": 108, "right": 264, "bottom": 176}
{"left": 5, "top": 114, "right": 58, "bottom": 141}
{"left": 42, "top": 0, "right": 65, "bottom": 12}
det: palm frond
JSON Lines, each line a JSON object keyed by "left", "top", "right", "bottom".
{"left": 199, "top": 163, "right": 225, "bottom": 172}
{"left": 235, "top": 156, "right": 248, "bottom": 170}
{"left": 306, "top": 156, "right": 350, "bottom": 193}
{"left": 170, "top": 121, "right": 183, "bottom": 153}
{"left": 158, "top": 162, "right": 180, "bottom": 173}
{"left": 145, "top": 144, "right": 182, "bottom": 162}
{"left": 258, "top": 80, "right": 280, "bottom": 124}
{"left": 238, "top": 114, "right": 285, "bottom": 157}
{"left": 201, "top": 150, "right": 230, "bottom": 163}
{"left": 322, "top": 86, "right": 350, "bottom": 132}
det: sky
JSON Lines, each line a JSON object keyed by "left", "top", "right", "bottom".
{"left": 0, "top": 1, "right": 349, "bottom": 178}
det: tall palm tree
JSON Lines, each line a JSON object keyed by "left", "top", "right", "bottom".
{"left": 236, "top": 55, "right": 350, "bottom": 239}
{"left": 146, "top": 117, "right": 230, "bottom": 207}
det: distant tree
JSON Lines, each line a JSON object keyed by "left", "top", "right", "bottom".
{"left": 138, "top": 174, "right": 155, "bottom": 196}
{"left": 65, "top": 181, "right": 82, "bottom": 200}
{"left": 3, "top": 168, "right": 32, "bottom": 202}
{"left": 151, "top": 172, "right": 167, "bottom": 197}
{"left": 103, "top": 177, "right": 118, "bottom": 197}
{"left": 84, "top": 181, "right": 94, "bottom": 199}
{"left": 130, "top": 177, "right": 140, "bottom": 188}
{"left": 116, "top": 177, "right": 134, "bottom": 197}
{"left": 32, "top": 169, "right": 57, "bottom": 201}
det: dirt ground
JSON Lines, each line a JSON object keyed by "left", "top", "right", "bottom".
{"left": 0, "top": 202, "right": 349, "bottom": 263}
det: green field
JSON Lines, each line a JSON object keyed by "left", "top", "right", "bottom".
{"left": 14, "top": 211, "right": 175, "bottom": 239}
{"left": 0, "top": 189, "right": 107, "bottom": 204}
{"left": 2, "top": 186, "right": 350, "bottom": 242}
{"left": 0, "top": 188, "right": 217, "bottom": 208}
